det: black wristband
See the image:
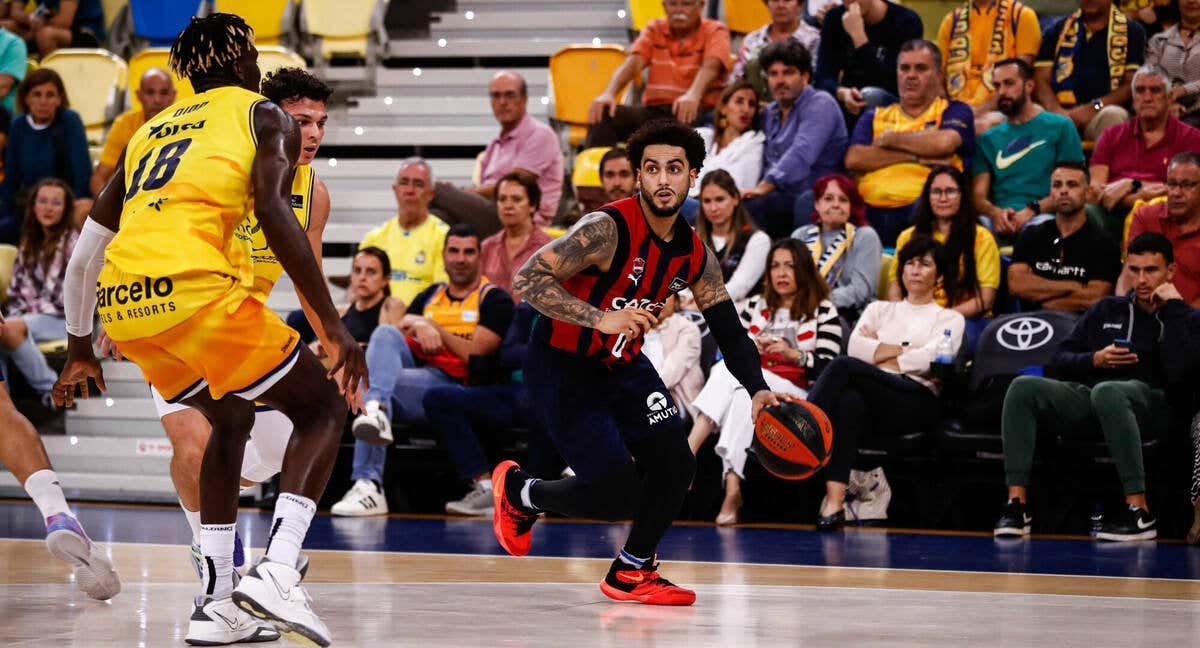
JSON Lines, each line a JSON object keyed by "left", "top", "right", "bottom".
{"left": 702, "top": 300, "right": 771, "bottom": 396}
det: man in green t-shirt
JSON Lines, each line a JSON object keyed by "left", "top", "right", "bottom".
{"left": 973, "top": 57, "right": 1084, "bottom": 236}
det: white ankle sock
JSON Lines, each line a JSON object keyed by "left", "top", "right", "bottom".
{"left": 180, "top": 500, "right": 202, "bottom": 545}
{"left": 199, "top": 523, "right": 236, "bottom": 599}
{"left": 520, "top": 478, "right": 539, "bottom": 511}
{"left": 24, "top": 469, "right": 70, "bottom": 522}
{"left": 265, "top": 493, "right": 315, "bottom": 569}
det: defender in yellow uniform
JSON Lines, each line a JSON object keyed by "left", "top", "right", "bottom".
{"left": 56, "top": 15, "right": 362, "bottom": 647}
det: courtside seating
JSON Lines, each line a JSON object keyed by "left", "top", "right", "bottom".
{"left": 548, "top": 45, "right": 628, "bottom": 149}
{"left": 300, "top": 0, "right": 381, "bottom": 65}
{"left": 628, "top": 0, "right": 664, "bottom": 32}
{"left": 572, "top": 146, "right": 611, "bottom": 214}
{"left": 40, "top": 49, "right": 127, "bottom": 145}
{"left": 877, "top": 253, "right": 894, "bottom": 299}
{"left": 127, "top": 48, "right": 193, "bottom": 114}
{"left": 723, "top": 0, "right": 770, "bottom": 34}
{"left": 129, "top": 0, "right": 202, "bottom": 47}
{"left": 0, "top": 244, "right": 15, "bottom": 302}
{"left": 216, "top": 0, "right": 294, "bottom": 46}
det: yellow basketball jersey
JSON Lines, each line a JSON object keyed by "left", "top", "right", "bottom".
{"left": 239, "top": 163, "right": 315, "bottom": 300}
{"left": 104, "top": 86, "right": 267, "bottom": 285}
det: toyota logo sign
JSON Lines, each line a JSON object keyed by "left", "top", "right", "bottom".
{"left": 996, "top": 317, "right": 1055, "bottom": 351}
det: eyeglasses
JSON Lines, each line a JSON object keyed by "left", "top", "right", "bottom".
{"left": 929, "top": 188, "right": 961, "bottom": 198}
{"left": 1167, "top": 180, "right": 1200, "bottom": 190}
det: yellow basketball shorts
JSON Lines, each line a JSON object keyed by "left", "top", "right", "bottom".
{"left": 110, "top": 281, "right": 301, "bottom": 402}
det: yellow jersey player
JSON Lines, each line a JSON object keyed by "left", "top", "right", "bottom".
{"left": 54, "top": 14, "right": 364, "bottom": 648}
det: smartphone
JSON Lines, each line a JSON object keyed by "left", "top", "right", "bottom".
{"left": 1113, "top": 338, "right": 1132, "bottom": 349}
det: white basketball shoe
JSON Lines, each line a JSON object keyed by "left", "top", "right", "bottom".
{"left": 44, "top": 512, "right": 121, "bottom": 600}
{"left": 233, "top": 559, "right": 331, "bottom": 648}
{"left": 186, "top": 595, "right": 281, "bottom": 646}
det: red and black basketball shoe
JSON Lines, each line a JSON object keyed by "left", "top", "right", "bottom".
{"left": 599, "top": 557, "right": 696, "bottom": 606}
{"left": 492, "top": 460, "right": 539, "bottom": 556}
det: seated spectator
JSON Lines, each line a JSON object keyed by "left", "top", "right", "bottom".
{"left": 1122, "top": 152, "right": 1200, "bottom": 305}
{"left": 807, "top": 236, "right": 965, "bottom": 530}
{"left": 431, "top": 71, "right": 561, "bottom": 235}
{"left": 290, "top": 247, "right": 405, "bottom": 348}
{"left": 1034, "top": 0, "right": 1145, "bottom": 140}
{"left": 1008, "top": 162, "right": 1121, "bottom": 312}
{"left": 792, "top": 173, "right": 881, "bottom": 320}
{"left": 1090, "top": 65, "right": 1200, "bottom": 241}
{"left": 696, "top": 170, "right": 771, "bottom": 302}
{"left": 892, "top": 166, "right": 1000, "bottom": 350}
{"left": 688, "top": 238, "right": 842, "bottom": 525}
{"left": 730, "top": 0, "right": 822, "bottom": 99}
{"left": 1146, "top": 0, "right": 1200, "bottom": 127}
{"left": 973, "top": 58, "right": 1084, "bottom": 236}
{"left": 0, "top": 2, "right": 30, "bottom": 40}
{"left": 573, "top": 147, "right": 638, "bottom": 218}
{"left": 332, "top": 224, "right": 516, "bottom": 516}
{"left": 360, "top": 157, "right": 449, "bottom": 305}
{"left": 743, "top": 38, "right": 847, "bottom": 239}
{"left": 641, "top": 294, "right": 704, "bottom": 421}
{"left": 814, "top": 0, "right": 923, "bottom": 123}
{"left": 0, "top": 26, "right": 24, "bottom": 115}
{"left": 585, "top": 0, "right": 731, "bottom": 147}
{"left": 90, "top": 69, "right": 176, "bottom": 197}
{"left": 937, "top": 0, "right": 1041, "bottom": 121}
{"left": 481, "top": 170, "right": 554, "bottom": 296}
{"left": 427, "top": 303, "right": 563, "bottom": 516}
{"left": 29, "top": 0, "right": 105, "bottom": 56}
{"left": 1, "top": 178, "right": 76, "bottom": 404}
{"left": 845, "top": 40, "right": 975, "bottom": 247}
{"left": 692, "top": 80, "right": 765, "bottom": 197}
{"left": 0, "top": 68, "right": 90, "bottom": 242}
{"left": 994, "top": 232, "right": 1200, "bottom": 542}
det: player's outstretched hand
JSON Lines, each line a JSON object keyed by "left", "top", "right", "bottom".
{"left": 750, "top": 389, "right": 801, "bottom": 422}
{"left": 597, "top": 308, "right": 658, "bottom": 338}
{"left": 325, "top": 327, "right": 368, "bottom": 412}
{"left": 53, "top": 356, "right": 107, "bottom": 408}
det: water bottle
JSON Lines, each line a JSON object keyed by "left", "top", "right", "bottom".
{"left": 932, "top": 329, "right": 954, "bottom": 380}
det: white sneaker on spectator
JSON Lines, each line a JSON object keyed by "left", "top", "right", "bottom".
{"left": 445, "top": 481, "right": 493, "bottom": 516}
{"left": 330, "top": 479, "right": 388, "bottom": 517}
{"left": 186, "top": 594, "right": 280, "bottom": 646}
{"left": 351, "top": 400, "right": 392, "bottom": 446}
{"left": 233, "top": 559, "right": 331, "bottom": 647}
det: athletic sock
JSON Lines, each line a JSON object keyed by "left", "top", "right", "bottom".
{"left": 618, "top": 549, "right": 650, "bottom": 570}
{"left": 520, "top": 478, "right": 540, "bottom": 511}
{"left": 180, "top": 499, "right": 202, "bottom": 545}
{"left": 264, "top": 492, "right": 315, "bottom": 569}
{"left": 199, "top": 523, "right": 236, "bottom": 599}
{"left": 24, "top": 469, "right": 70, "bottom": 522}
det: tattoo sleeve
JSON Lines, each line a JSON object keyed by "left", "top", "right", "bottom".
{"left": 512, "top": 211, "right": 618, "bottom": 328}
{"left": 690, "top": 250, "right": 733, "bottom": 311}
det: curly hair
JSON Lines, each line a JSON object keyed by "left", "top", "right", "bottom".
{"left": 627, "top": 119, "right": 706, "bottom": 173}
{"left": 169, "top": 13, "right": 255, "bottom": 81}
{"left": 261, "top": 67, "right": 332, "bottom": 106}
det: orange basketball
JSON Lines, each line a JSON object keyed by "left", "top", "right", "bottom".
{"left": 750, "top": 400, "right": 834, "bottom": 480}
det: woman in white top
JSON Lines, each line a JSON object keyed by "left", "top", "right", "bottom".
{"left": 695, "top": 169, "right": 772, "bottom": 302}
{"left": 806, "top": 236, "right": 964, "bottom": 531}
{"left": 692, "top": 81, "right": 765, "bottom": 197}
{"left": 689, "top": 239, "right": 843, "bottom": 525}
{"left": 730, "top": 0, "right": 822, "bottom": 99}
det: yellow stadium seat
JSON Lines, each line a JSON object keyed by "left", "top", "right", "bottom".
{"left": 40, "top": 49, "right": 127, "bottom": 145}
{"left": 127, "top": 48, "right": 193, "bottom": 114}
{"left": 724, "top": 0, "right": 771, "bottom": 34}
{"left": 878, "top": 253, "right": 895, "bottom": 300}
{"left": 258, "top": 45, "right": 307, "bottom": 78}
{"left": 471, "top": 150, "right": 485, "bottom": 187}
{"left": 549, "top": 45, "right": 628, "bottom": 148}
{"left": 628, "top": 0, "right": 665, "bottom": 32}
{"left": 301, "top": 0, "right": 376, "bottom": 61}
{"left": 1122, "top": 195, "right": 1167, "bottom": 254}
{"left": 572, "top": 147, "right": 611, "bottom": 189}
{"left": 218, "top": 0, "right": 291, "bottom": 45}
{"left": 0, "top": 244, "right": 16, "bottom": 302}
{"left": 38, "top": 339, "right": 68, "bottom": 354}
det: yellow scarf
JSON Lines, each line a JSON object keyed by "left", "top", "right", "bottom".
{"left": 945, "top": 0, "right": 1016, "bottom": 99}
{"left": 1052, "top": 5, "right": 1128, "bottom": 106}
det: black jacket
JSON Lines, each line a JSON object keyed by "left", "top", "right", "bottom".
{"left": 1052, "top": 294, "right": 1200, "bottom": 389}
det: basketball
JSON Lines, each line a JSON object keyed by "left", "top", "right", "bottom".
{"left": 750, "top": 401, "right": 834, "bottom": 480}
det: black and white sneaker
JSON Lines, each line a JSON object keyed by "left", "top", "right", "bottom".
{"left": 186, "top": 595, "right": 280, "bottom": 645}
{"left": 993, "top": 498, "right": 1032, "bottom": 537}
{"left": 1096, "top": 505, "right": 1157, "bottom": 542}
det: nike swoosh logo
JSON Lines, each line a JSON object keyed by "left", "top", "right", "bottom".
{"left": 265, "top": 570, "right": 292, "bottom": 601}
{"left": 211, "top": 608, "right": 241, "bottom": 630}
{"left": 1137, "top": 518, "right": 1154, "bottom": 530}
{"left": 616, "top": 571, "right": 645, "bottom": 584}
{"left": 995, "top": 140, "right": 1047, "bottom": 170}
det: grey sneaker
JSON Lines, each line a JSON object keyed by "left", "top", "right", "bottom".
{"left": 445, "top": 481, "right": 494, "bottom": 516}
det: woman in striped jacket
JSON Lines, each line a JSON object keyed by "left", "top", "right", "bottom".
{"left": 688, "top": 238, "right": 843, "bottom": 525}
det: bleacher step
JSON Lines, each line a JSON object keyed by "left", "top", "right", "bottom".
{"left": 0, "top": 471, "right": 177, "bottom": 503}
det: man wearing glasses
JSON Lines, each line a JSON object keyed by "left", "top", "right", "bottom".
{"left": 431, "top": 71, "right": 563, "bottom": 236}
{"left": 1122, "top": 151, "right": 1200, "bottom": 307}
{"left": 1008, "top": 161, "right": 1121, "bottom": 312}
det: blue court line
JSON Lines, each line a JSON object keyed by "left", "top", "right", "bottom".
{"left": 2, "top": 501, "right": 1198, "bottom": 580}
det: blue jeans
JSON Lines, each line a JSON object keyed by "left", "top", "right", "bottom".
{"left": 746, "top": 190, "right": 815, "bottom": 240}
{"left": 867, "top": 203, "right": 917, "bottom": 249}
{"left": 350, "top": 325, "right": 458, "bottom": 483}
{"left": 1, "top": 313, "right": 66, "bottom": 393}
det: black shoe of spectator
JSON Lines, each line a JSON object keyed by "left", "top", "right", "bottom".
{"left": 815, "top": 509, "right": 844, "bottom": 532}
{"left": 1096, "top": 505, "right": 1157, "bottom": 542}
{"left": 993, "top": 498, "right": 1032, "bottom": 538}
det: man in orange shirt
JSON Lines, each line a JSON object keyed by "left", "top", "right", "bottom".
{"left": 88, "top": 68, "right": 176, "bottom": 196}
{"left": 585, "top": 0, "right": 730, "bottom": 147}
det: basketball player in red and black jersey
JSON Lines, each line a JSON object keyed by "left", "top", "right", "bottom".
{"left": 492, "top": 120, "right": 794, "bottom": 605}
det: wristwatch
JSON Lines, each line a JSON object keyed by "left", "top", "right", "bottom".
{"left": 1130, "top": 179, "right": 1143, "bottom": 194}
{"left": 1093, "top": 98, "right": 1105, "bottom": 111}
{"left": 1026, "top": 200, "right": 1041, "bottom": 214}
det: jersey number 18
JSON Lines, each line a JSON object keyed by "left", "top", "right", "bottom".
{"left": 124, "top": 138, "right": 193, "bottom": 201}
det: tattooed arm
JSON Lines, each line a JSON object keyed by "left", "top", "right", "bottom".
{"left": 513, "top": 211, "right": 658, "bottom": 336}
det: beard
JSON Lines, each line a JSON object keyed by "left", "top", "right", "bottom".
{"left": 997, "top": 92, "right": 1026, "bottom": 117}
{"left": 642, "top": 189, "right": 687, "bottom": 218}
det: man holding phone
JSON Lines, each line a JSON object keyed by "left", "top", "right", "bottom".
{"left": 994, "top": 232, "right": 1200, "bottom": 541}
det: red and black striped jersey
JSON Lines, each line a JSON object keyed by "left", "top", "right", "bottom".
{"left": 533, "top": 196, "right": 709, "bottom": 364}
